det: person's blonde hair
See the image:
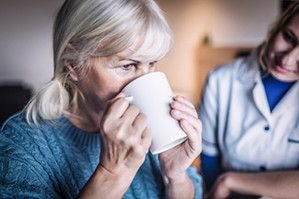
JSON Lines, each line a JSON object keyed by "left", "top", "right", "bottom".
{"left": 25, "top": 0, "right": 173, "bottom": 125}
{"left": 259, "top": 1, "right": 299, "bottom": 71}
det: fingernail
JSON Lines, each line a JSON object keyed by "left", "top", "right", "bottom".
{"left": 124, "top": 96, "right": 134, "bottom": 102}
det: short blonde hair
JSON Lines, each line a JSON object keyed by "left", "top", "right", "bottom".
{"left": 26, "top": 0, "right": 173, "bottom": 125}
{"left": 259, "top": 1, "right": 299, "bottom": 71}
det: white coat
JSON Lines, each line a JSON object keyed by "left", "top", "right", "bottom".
{"left": 199, "top": 51, "right": 299, "bottom": 172}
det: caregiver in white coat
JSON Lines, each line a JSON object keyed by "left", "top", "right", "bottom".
{"left": 198, "top": 1, "right": 299, "bottom": 199}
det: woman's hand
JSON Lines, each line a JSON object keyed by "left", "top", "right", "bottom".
{"left": 99, "top": 92, "right": 152, "bottom": 179}
{"left": 207, "top": 173, "right": 231, "bottom": 199}
{"left": 159, "top": 95, "right": 202, "bottom": 181}
{"left": 78, "top": 92, "right": 152, "bottom": 199}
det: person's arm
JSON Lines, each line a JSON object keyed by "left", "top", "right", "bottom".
{"left": 198, "top": 70, "right": 221, "bottom": 158}
{"left": 164, "top": 172, "right": 195, "bottom": 199}
{"left": 200, "top": 153, "right": 221, "bottom": 191}
{"left": 198, "top": 71, "right": 223, "bottom": 193}
{"left": 209, "top": 171, "right": 299, "bottom": 199}
{"left": 0, "top": 127, "right": 61, "bottom": 198}
{"left": 163, "top": 166, "right": 203, "bottom": 199}
{"left": 159, "top": 95, "right": 203, "bottom": 199}
{"left": 0, "top": 157, "right": 61, "bottom": 198}
{"left": 78, "top": 94, "right": 152, "bottom": 199}
{"left": 77, "top": 164, "right": 136, "bottom": 199}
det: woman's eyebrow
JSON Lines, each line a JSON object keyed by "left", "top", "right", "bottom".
{"left": 285, "top": 27, "right": 298, "bottom": 41}
{"left": 120, "top": 58, "right": 141, "bottom": 64}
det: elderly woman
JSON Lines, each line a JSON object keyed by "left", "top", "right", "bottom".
{"left": 199, "top": 1, "right": 299, "bottom": 199}
{"left": 0, "top": 0, "right": 203, "bottom": 198}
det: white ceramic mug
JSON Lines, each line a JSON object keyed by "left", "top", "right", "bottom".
{"left": 122, "top": 72, "right": 187, "bottom": 154}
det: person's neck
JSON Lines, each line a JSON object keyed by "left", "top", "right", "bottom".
{"left": 66, "top": 99, "right": 104, "bottom": 133}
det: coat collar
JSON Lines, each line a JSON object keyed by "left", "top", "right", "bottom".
{"left": 236, "top": 50, "right": 261, "bottom": 85}
{"left": 272, "top": 80, "right": 299, "bottom": 114}
{"left": 239, "top": 50, "right": 299, "bottom": 117}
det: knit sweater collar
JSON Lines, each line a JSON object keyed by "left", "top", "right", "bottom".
{"left": 56, "top": 115, "right": 101, "bottom": 150}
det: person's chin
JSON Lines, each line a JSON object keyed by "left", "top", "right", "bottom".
{"left": 271, "top": 69, "right": 299, "bottom": 82}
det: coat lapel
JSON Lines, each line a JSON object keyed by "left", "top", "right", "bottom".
{"left": 272, "top": 81, "right": 299, "bottom": 115}
{"left": 252, "top": 78, "right": 272, "bottom": 122}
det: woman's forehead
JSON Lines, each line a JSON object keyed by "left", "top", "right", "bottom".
{"left": 284, "top": 14, "right": 299, "bottom": 38}
{"left": 115, "top": 39, "right": 157, "bottom": 61}
{"left": 116, "top": 47, "right": 137, "bottom": 59}
{"left": 287, "top": 14, "right": 299, "bottom": 28}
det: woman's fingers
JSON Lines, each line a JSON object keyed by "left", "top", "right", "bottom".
{"left": 170, "top": 95, "right": 201, "bottom": 132}
{"left": 121, "top": 105, "right": 140, "bottom": 124}
{"left": 180, "top": 119, "right": 202, "bottom": 154}
{"left": 170, "top": 95, "right": 202, "bottom": 154}
{"left": 174, "top": 95, "right": 196, "bottom": 109}
{"left": 139, "top": 127, "right": 152, "bottom": 152}
{"left": 103, "top": 93, "right": 129, "bottom": 119}
{"left": 171, "top": 96, "right": 197, "bottom": 118}
{"left": 101, "top": 93, "right": 150, "bottom": 150}
{"left": 132, "top": 113, "right": 148, "bottom": 133}
{"left": 171, "top": 109, "right": 202, "bottom": 132}
{"left": 100, "top": 93, "right": 152, "bottom": 176}
{"left": 179, "top": 119, "right": 201, "bottom": 137}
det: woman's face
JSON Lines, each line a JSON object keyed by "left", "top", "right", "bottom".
{"left": 267, "top": 14, "right": 299, "bottom": 82}
{"left": 77, "top": 46, "right": 157, "bottom": 113}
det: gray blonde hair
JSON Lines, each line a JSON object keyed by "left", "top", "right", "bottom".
{"left": 25, "top": 0, "right": 173, "bottom": 125}
{"left": 259, "top": 1, "right": 299, "bottom": 71}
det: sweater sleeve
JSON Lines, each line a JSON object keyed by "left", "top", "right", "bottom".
{"left": 186, "top": 166, "right": 203, "bottom": 199}
{"left": 0, "top": 158, "right": 55, "bottom": 198}
{"left": 0, "top": 124, "right": 62, "bottom": 199}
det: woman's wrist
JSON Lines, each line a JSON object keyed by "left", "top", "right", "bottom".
{"left": 218, "top": 172, "right": 233, "bottom": 187}
{"left": 216, "top": 172, "right": 242, "bottom": 194}
{"left": 77, "top": 164, "right": 135, "bottom": 199}
{"left": 163, "top": 171, "right": 195, "bottom": 199}
{"left": 163, "top": 171, "right": 188, "bottom": 185}
{"left": 96, "top": 163, "right": 136, "bottom": 184}
{"left": 93, "top": 164, "right": 136, "bottom": 194}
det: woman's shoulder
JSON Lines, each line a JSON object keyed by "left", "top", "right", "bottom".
{"left": 0, "top": 112, "right": 64, "bottom": 198}
{"left": 1, "top": 112, "right": 42, "bottom": 140}
{"left": 1, "top": 112, "right": 33, "bottom": 141}
{"left": 1, "top": 112, "right": 29, "bottom": 131}
{"left": 0, "top": 111, "right": 68, "bottom": 170}
{"left": 0, "top": 111, "right": 61, "bottom": 154}
{"left": 209, "top": 51, "right": 259, "bottom": 79}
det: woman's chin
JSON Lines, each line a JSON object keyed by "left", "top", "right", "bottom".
{"left": 270, "top": 69, "right": 299, "bottom": 82}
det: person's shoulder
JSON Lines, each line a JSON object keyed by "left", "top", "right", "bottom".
{"left": 0, "top": 113, "right": 63, "bottom": 198}
{"left": 209, "top": 54, "right": 253, "bottom": 79}
{"left": 1, "top": 112, "right": 31, "bottom": 135}
{"left": 0, "top": 112, "right": 54, "bottom": 149}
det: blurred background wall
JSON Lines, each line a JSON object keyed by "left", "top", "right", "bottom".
{"left": 0, "top": 0, "right": 63, "bottom": 93}
{"left": 156, "top": 0, "right": 281, "bottom": 105}
{"left": 0, "top": 0, "right": 289, "bottom": 115}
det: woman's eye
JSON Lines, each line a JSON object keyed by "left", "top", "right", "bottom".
{"left": 121, "top": 64, "right": 135, "bottom": 70}
{"left": 283, "top": 31, "right": 296, "bottom": 46}
{"left": 149, "top": 61, "right": 156, "bottom": 67}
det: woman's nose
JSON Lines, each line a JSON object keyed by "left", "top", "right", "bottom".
{"left": 283, "top": 46, "right": 299, "bottom": 67}
{"left": 136, "top": 64, "right": 154, "bottom": 78}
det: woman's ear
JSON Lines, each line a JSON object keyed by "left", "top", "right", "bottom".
{"left": 63, "top": 43, "right": 78, "bottom": 81}
{"left": 64, "top": 61, "right": 78, "bottom": 81}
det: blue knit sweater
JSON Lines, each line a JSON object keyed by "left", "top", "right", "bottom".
{"left": 0, "top": 112, "right": 202, "bottom": 198}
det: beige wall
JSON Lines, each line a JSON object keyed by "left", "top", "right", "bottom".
{"left": 156, "top": 0, "right": 279, "bottom": 105}
{"left": 0, "top": 0, "right": 279, "bottom": 104}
